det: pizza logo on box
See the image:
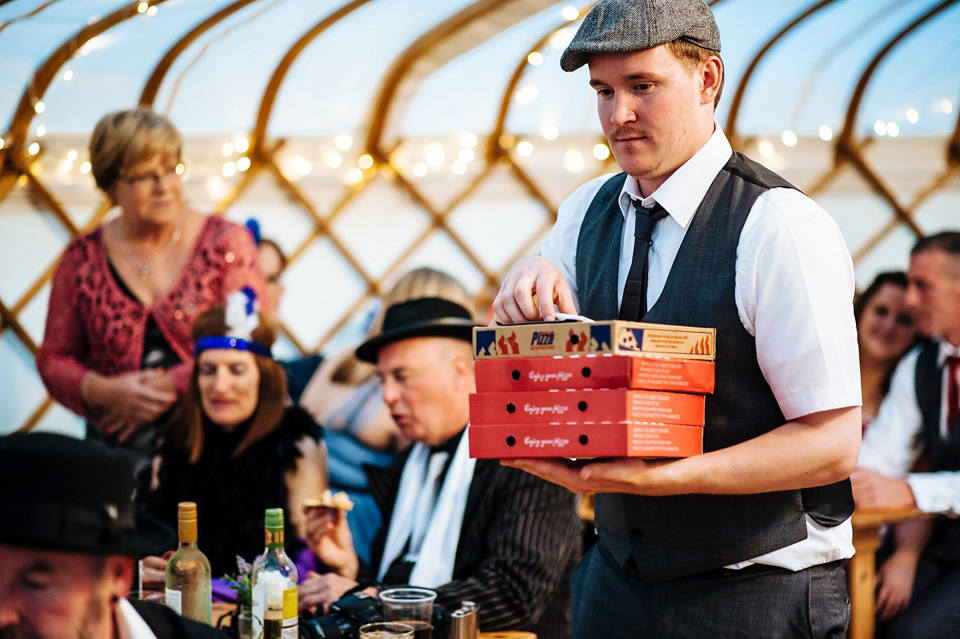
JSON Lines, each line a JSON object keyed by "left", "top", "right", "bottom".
{"left": 529, "top": 331, "right": 554, "bottom": 351}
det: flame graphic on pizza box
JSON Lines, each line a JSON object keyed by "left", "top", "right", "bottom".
{"left": 473, "top": 320, "right": 715, "bottom": 361}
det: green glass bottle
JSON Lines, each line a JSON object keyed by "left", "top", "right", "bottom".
{"left": 164, "top": 501, "right": 213, "bottom": 624}
{"left": 251, "top": 508, "right": 298, "bottom": 639}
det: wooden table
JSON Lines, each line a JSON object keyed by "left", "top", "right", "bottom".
{"left": 849, "top": 506, "right": 932, "bottom": 639}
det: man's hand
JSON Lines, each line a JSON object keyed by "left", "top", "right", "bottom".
{"left": 875, "top": 548, "right": 920, "bottom": 621}
{"left": 851, "top": 467, "right": 917, "bottom": 509}
{"left": 493, "top": 256, "right": 576, "bottom": 323}
{"left": 506, "top": 407, "right": 861, "bottom": 498}
{"left": 139, "top": 551, "right": 174, "bottom": 590}
{"left": 304, "top": 505, "right": 359, "bottom": 579}
{"left": 501, "top": 457, "right": 675, "bottom": 495}
{"left": 298, "top": 571, "right": 360, "bottom": 616}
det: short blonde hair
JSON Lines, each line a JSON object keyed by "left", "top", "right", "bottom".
{"left": 666, "top": 39, "right": 724, "bottom": 107}
{"left": 89, "top": 109, "right": 181, "bottom": 191}
{"left": 333, "top": 267, "right": 474, "bottom": 384}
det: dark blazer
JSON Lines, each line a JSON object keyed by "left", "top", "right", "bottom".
{"left": 363, "top": 440, "right": 582, "bottom": 639}
{"left": 128, "top": 599, "right": 230, "bottom": 639}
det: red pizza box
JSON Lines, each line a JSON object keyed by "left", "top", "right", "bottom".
{"left": 468, "top": 422, "right": 703, "bottom": 459}
{"left": 473, "top": 319, "right": 715, "bottom": 361}
{"left": 474, "top": 354, "right": 715, "bottom": 394}
{"left": 469, "top": 388, "right": 705, "bottom": 426}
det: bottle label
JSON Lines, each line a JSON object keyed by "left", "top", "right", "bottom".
{"left": 281, "top": 588, "right": 297, "bottom": 639}
{"left": 251, "top": 582, "right": 266, "bottom": 638}
{"left": 164, "top": 587, "right": 182, "bottom": 614}
{"left": 282, "top": 588, "right": 297, "bottom": 620}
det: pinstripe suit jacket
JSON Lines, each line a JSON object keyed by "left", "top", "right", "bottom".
{"left": 363, "top": 435, "right": 582, "bottom": 639}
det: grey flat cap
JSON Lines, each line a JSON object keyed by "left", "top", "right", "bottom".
{"left": 561, "top": 0, "right": 721, "bottom": 72}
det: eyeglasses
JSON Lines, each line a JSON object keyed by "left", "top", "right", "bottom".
{"left": 119, "top": 164, "right": 183, "bottom": 187}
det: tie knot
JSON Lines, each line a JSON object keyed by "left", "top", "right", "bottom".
{"left": 633, "top": 201, "right": 668, "bottom": 242}
{"left": 947, "top": 355, "right": 960, "bottom": 371}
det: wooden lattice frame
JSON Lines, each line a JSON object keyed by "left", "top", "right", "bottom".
{"left": 1, "top": 0, "right": 957, "bottom": 432}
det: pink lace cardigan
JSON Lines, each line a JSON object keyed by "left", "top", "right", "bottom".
{"left": 36, "top": 215, "right": 266, "bottom": 420}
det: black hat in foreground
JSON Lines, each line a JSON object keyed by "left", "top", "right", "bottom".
{"left": 560, "top": 0, "right": 721, "bottom": 72}
{"left": 0, "top": 432, "right": 174, "bottom": 556}
{"left": 356, "top": 297, "right": 479, "bottom": 363}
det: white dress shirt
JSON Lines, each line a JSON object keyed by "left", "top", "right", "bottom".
{"left": 541, "top": 125, "right": 861, "bottom": 570}
{"left": 859, "top": 340, "right": 960, "bottom": 515}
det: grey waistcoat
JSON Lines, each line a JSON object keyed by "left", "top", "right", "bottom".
{"left": 914, "top": 340, "right": 960, "bottom": 471}
{"left": 575, "top": 152, "right": 854, "bottom": 582}
{"left": 913, "top": 340, "right": 960, "bottom": 563}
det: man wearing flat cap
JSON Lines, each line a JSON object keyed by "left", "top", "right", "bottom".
{"left": 298, "top": 296, "right": 581, "bottom": 638}
{"left": 494, "top": 0, "right": 860, "bottom": 636}
{"left": 0, "top": 432, "right": 227, "bottom": 639}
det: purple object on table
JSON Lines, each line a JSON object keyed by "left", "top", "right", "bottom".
{"left": 212, "top": 577, "right": 238, "bottom": 603}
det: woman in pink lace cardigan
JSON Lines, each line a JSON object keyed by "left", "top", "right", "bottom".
{"left": 36, "top": 109, "right": 265, "bottom": 450}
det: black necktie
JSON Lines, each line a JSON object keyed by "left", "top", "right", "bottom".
{"left": 619, "top": 201, "right": 668, "bottom": 320}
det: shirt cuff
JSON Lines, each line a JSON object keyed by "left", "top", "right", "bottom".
{"left": 907, "top": 472, "right": 958, "bottom": 515}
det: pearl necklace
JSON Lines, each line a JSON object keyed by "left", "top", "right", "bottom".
{"left": 117, "top": 214, "right": 183, "bottom": 280}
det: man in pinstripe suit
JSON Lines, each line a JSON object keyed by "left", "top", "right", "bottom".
{"left": 299, "top": 297, "right": 582, "bottom": 638}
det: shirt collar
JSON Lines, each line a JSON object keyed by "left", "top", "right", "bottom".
{"left": 937, "top": 340, "right": 960, "bottom": 366}
{"left": 617, "top": 124, "right": 733, "bottom": 229}
{"left": 116, "top": 598, "right": 160, "bottom": 639}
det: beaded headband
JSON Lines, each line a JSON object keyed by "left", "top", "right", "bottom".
{"left": 193, "top": 287, "right": 272, "bottom": 358}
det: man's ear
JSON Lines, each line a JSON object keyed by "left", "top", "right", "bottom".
{"left": 700, "top": 56, "right": 723, "bottom": 106}
{"left": 104, "top": 556, "right": 135, "bottom": 601}
{"left": 450, "top": 350, "right": 476, "bottom": 394}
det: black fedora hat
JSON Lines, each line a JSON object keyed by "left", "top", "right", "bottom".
{"left": 355, "top": 296, "right": 479, "bottom": 363}
{"left": 0, "top": 432, "right": 174, "bottom": 556}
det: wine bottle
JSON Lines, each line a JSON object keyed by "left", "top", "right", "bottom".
{"left": 164, "top": 501, "right": 213, "bottom": 624}
{"left": 251, "top": 508, "right": 298, "bottom": 639}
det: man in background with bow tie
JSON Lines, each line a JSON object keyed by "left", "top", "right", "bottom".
{"left": 298, "top": 296, "right": 581, "bottom": 638}
{"left": 853, "top": 231, "right": 960, "bottom": 638}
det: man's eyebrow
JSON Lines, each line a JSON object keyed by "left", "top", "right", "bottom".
{"left": 589, "top": 72, "right": 657, "bottom": 87}
{"left": 20, "top": 559, "right": 56, "bottom": 576}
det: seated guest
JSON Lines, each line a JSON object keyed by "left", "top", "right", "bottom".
{"left": 853, "top": 232, "right": 960, "bottom": 637}
{"left": 855, "top": 271, "right": 919, "bottom": 430}
{"left": 245, "top": 218, "right": 322, "bottom": 403}
{"left": 143, "top": 289, "right": 327, "bottom": 584}
{"left": 0, "top": 431, "right": 227, "bottom": 639}
{"left": 298, "top": 297, "right": 581, "bottom": 639}
{"left": 298, "top": 266, "right": 472, "bottom": 563}
{"left": 243, "top": 218, "right": 287, "bottom": 321}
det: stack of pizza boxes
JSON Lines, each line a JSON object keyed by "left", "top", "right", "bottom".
{"left": 468, "top": 319, "right": 716, "bottom": 459}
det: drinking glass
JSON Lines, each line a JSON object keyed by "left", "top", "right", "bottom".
{"left": 379, "top": 587, "right": 436, "bottom": 639}
{"left": 358, "top": 622, "right": 415, "bottom": 639}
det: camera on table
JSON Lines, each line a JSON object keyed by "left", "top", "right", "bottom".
{"left": 300, "top": 592, "right": 382, "bottom": 639}
{"left": 300, "top": 592, "right": 448, "bottom": 639}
